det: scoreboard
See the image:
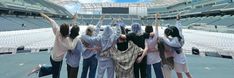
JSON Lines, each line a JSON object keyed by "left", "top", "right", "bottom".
{"left": 102, "top": 7, "right": 129, "bottom": 14}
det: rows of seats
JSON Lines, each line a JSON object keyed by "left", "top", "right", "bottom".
{"left": 162, "top": 15, "right": 234, "bottom": 27}
{"left": 78, "top": 14, "right": 139, "bottom": 19}
{"left": 0, "top": 16, "right": 52, "bottom": 31}
{"left": 0, "top": 0, "right": 71, "bottom": 15}
{"left": 75, "top": 18, "right": 142, "bottom": 26}
{"left": 183, "top": 29, "right": 234, "bottom": 55}
{"left": 148, "top": 1, "right": 234, "bottom": 18}
{"left": 0, "top": 28, "right": 54, "bottom": 53}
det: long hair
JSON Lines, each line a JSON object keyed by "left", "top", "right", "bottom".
{"left": 158, "top": 39, "right": 175, "bottom": 67}
{"left": 158, "top": 39, "right": 166, "bottom": 64}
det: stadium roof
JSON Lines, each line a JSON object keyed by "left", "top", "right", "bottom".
{"left": 49, "top": 0, "right": 188, "bottom": 9}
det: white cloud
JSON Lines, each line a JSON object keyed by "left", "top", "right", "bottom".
{"left": 78, "top": 0, "right": 116, "bottom": 3}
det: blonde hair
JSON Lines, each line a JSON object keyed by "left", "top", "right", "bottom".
{"left": 86, "top": 26, "right": 95, "bottom": 36}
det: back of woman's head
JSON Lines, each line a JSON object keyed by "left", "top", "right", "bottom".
{"left": 145, "top": 25, "right": 153, "bottom": 34}
{"left": 70, "top": 25, "right": 80, "bottom": 39}
{"left": 117, "top": 26, "right": 128, "bottom": 51}
{"left": 164, "top": 27, "right": 173, "bottom": 36}
{"left": 131, "top": 23, "right": 142, "bottom": 34}
{"left": 86, "top": 26, "right": 95, "bottom": 36}
{"left": 120, "top": 26, "right": 126, "bottom": 35}
{"left": 170, "top": 26, "right": 182, "bottom": 41}
{"left": 60, "top": 23, "right": 69, "bottom": 37}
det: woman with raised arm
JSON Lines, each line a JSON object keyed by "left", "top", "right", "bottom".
{"left": 65, "top": 13, "right": 89, "bottom": 78}
{"left": 145, "top": 14, "right": 164, "bottom": 78}
{"left": 119, "top": 22, "right": 151, "bottom": 78}
{"left": 28, "top": 13, "right": 76, "bottom": 78}
{"left": 80, "top": 17, "right": 121, "bottom": 78}
{"left": 79, "top": 16, "right": 105, "bottom": 78}
{"left": 162, "top": 14, "right": 192, "bottom": 78}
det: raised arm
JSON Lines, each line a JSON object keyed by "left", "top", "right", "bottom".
{"left": 72, "top": 13, "right": 78, "bottom": 25}
{"left": 176, "top": 14, "right": 184, "bottom": 41}
{"left": 95, "top": 15, "right": 105, "bottom": 36}
{"left": 110, "top": 20, "right": 121, "bottom": 42}
{"left": 176, "top": 14, "right": 182, "bottom": 33}
{"left": 152, "top": 13, "right": 160, "bottom": 40}
{"left": 40, "top": 13, "right": 58, "bottom": 35}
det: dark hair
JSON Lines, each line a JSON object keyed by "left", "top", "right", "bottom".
{"left": 60, "top": 23, "right": 69, "bottom": 37}
{"left": 164, "top": 27, "right": 173, "bottom": 37}
{"left": 117, "top": 26, "right": 128, "bottom": 51}
{"left": 170, "top": 26, "right": 182, "bottom": 41}
{"left": 120, "top": 26, "right": 126, "bottom": 35}
{"left": 70, "top": 25, "right": 80, "bottom": 39}
{"left": 145, "top": 25, "right": 153, "bottom": 33}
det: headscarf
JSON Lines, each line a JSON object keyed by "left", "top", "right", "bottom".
{"left": 100, "top": 25, "right": 116, "bottom": 52}
{"left": 131, "top": 23, "right": 143, "bottom": 36}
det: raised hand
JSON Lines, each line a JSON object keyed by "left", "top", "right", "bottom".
{"left": 40, "top": 13, "right": 47, "bottom": 17}
{"left": 155, "top": 13, "right": 160, "bottom": 20}
{"left": 100, "top": 15, "right": 105, "bottom": 20}
{"left": 177, "top": 14, "right": 181, "bottom": 20}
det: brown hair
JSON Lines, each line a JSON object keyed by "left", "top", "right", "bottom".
{"left": 60, "top": 23, "right": 69, "bottom": 37}
{"left": 86, "top": 26, "right": 95, "bottom": 36}
{"left": 70, "top": 25, "right": 80, "bottom": 39}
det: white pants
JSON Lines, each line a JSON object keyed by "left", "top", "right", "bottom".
{"left": 97, "top": 59, "right": 114, "bottom": 78}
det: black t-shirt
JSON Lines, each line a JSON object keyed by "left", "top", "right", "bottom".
{"left": 126, "top": 32, "right": 150, "bottom": 49}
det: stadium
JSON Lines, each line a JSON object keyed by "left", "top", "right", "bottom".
{"left": 0, "top": 0, "right": 234, "bottom": 78}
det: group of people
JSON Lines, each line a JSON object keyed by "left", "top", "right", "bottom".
{"left": 27, "top": 13, "right": 192, "bottom": 78}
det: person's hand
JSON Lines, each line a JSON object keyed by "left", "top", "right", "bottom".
{"left": 81, "top": 39, "right": 89, "bottom": 48}
{"left": 120, "top": 34, "right": 127, "bottom": 39}
{"left": 39, "top": 13, "right": 46, "bottom": 17}
{"left": 100, "top": 15, "right": 105, "bottom": 20}
{"left": 138, "top": 52, "right": 142, "bottom": 55}
{"left": 72, "top": 13, "right": 78, "bottom": 20}
{"left": 150, "top": 32, "right": 155, "bottom": 37}
{"left": 177, "top": 14, "right": 180, "bottom": 20}
{"left": 155, "top": 13, "right": 160, "bottom": 19}
{"left": 136, "top": 56, "right": 143, "bottom": 63}
{"left": 94, "top": 47, "right": 101, "bottom": 52}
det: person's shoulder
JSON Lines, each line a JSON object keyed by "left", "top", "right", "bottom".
{"left": 127, "top": 32, "right": 134, "bottom": 35}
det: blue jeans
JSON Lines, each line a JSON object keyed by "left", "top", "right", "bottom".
{"left": 147, "top": 62, "right": 164, "bottom": 78}
{"left": 81, "top": 55, "right": 98, "bottom": 78}
{"left": 38, "top": 56, "right": 63, "bottom": 78}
